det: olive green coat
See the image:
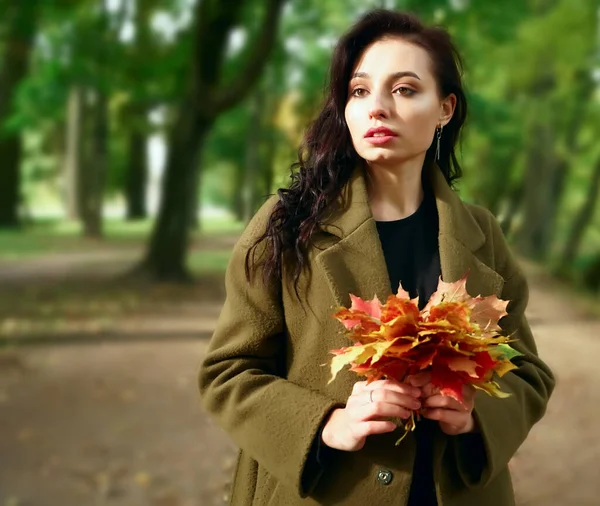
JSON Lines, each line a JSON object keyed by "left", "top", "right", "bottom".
{"left": 198, "top": 164, "right": 555, "bottom": 506}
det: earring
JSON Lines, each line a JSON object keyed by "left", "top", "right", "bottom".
{"left": 436, "top": 125, "right": 443, "bottom": 161}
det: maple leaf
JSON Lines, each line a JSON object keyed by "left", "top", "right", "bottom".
{"left": 493, "top": 360, "right": 519, "bottom": 377}
{"left": 489, "top": 343, "right": 524, "bottom": 361}
{"left": 349, "top": 294, "right": 382, "bottom": 320}
{"left": 428, "top": 301, "right": 472, "bottom": 330}
{"left": 422, "top": 274, "right": 472, "bottom": 315}
{"left": 329, "top": 345, "right": 376, "bottom": 384}
{"left": 328, "top": 271, "right": 522, "bottom": 444}
{"left": 469, "top": 295, "right": 509, "bottom": 334}
{"left": 431, "top": 362, "right": 465, "bottom": 403}
{"left": 328, "top": 339, "right": 403, "bottom": 384}
{"left": 446, "top": 355, "right": 480, "bottom": 378}
{"left": 473, "top": 380, "right": 511, "bottom": 398}
{"left": 333, "top": 307, "right": 381, "bottom": 333}
{"left": 380, "top": 289, "right": 420, "bottom": 324}
{"left": 473, "top": 351, "right": 497, "bottom": 379}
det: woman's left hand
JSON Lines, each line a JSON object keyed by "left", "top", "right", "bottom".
{"left": 406, "top": 372, "right": 477, "bottom": 436}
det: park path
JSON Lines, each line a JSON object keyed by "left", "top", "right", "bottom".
{"left": 0, "top": 253, "right": 598, "bottom": 506}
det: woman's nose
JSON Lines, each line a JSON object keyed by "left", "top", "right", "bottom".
{"left": 368, "top": 94, "right": 390, "bottom": 119}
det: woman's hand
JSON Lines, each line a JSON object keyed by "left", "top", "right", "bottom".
{"left": 407, "top": 372, "right": 477, "bottom": 436}
{"left": 321, "top": 379, "right": 422, "bottom": 451}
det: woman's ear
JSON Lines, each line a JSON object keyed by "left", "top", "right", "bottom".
{"left": 440, "top": 93, "right": 457, "bottom": 127}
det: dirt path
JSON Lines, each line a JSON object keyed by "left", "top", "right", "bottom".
{"left": 0, "top": 340, "right": 234, "bottom": 506}
{"left": 509, "top": 263, "right": 600, "bottom": 506}
{"left": 0, "top": 257, "right": 598, "bottom": 506}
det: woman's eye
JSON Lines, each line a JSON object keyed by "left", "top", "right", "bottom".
{"left": 351, "top": 88, "right": 367, "bottom": 97}
{"left": 394, "top": 87, "right": 415, "bottom": 96}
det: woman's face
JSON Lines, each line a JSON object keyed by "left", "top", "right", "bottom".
{"left": 344, "top": 37, "right": 455, "bottom": 166}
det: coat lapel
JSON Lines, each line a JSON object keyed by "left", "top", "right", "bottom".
{"left": 315, "top": 163, "right": 505, "bottom": 310}
{"left": 315, "top": 166, "right": 391, "bottom": 307}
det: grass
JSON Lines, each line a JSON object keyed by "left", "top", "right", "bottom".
{"left": 188, "top": 249, "right": 233, "bottom": 275}
{"left": 0, "top": 215, "right": 245, "bottom": 261}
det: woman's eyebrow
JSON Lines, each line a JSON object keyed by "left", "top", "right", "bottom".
{"left": 351, "top": 71, "right": 421, "bottom": 80}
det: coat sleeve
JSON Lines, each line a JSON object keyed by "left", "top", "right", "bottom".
{"left": 451, "top": 210, "right": 555, "bottom": 488}
{"left": 198, "top": 199, "right": 343, "bottom": 497}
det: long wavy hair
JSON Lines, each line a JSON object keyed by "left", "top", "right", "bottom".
{"left": 245, "top": 9, "right": 468, "bottom": 293}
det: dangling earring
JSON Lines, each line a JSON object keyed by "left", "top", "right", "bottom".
{"left": 436, "top": 124, "right": 443, "bottom": 161}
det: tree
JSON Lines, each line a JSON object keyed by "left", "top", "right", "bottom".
{"left": 0, "top": 1, "right": 41, "bottom": 227}
{"left": 136, "top": 0, "right": 286, "bottom": 280}
{"left": 80, "top": 0, "right": 111, "bottom": 238}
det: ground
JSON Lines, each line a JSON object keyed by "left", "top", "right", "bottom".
{"left": 0, "top": 245, "right": 598, "bottom": 506}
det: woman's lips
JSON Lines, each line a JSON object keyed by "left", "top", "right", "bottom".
{"left": 364, "top": 126, "right": 398, "bottom": 145}
{"left": 365, "top": 135, "right": 396, "bottom": 145}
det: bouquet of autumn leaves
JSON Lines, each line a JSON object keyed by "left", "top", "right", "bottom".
{"left": 328, "top": 273, "right": 523, "bottom": 444}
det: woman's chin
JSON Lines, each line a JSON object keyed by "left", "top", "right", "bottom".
{"left": 361, "top": 150, "right": 403, "bottom": 165}
{"left": 359, "top": 147, "right": 426, "bottom": 167}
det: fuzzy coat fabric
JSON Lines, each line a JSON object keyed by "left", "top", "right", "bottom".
{"left": 198, "top": 163, "right": 555, "bottom": 506}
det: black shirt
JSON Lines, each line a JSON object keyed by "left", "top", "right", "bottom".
{"left": 375, "top": 180, "right": 440, "bottom": 506}
{"left": 374, "top": 182, "right": 440, "bottom": 311}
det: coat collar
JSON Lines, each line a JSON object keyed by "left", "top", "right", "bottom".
{"left": 315, "top": 163, "right": 504, "bottom": 308}
{"left": 320, "top": 162, "right": 485, "bottom": 251}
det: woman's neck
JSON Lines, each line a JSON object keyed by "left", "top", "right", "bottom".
{"left": 365, "top": 158, "right": 425, "bottom": 222}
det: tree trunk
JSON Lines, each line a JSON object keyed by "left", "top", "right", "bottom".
{"left": 561, "top": 157, "right": 600, "bottom": 267}
{"left": 80, "top": 0, "right": 110, "bottom": 238}
{"left": 81, "top": 90, "right": 108, "bottom": 238}
{"left": 262, "top": 129, "right": 276, "bottom": 199}
{"left": 242, "top": 90, "right": 264, "bottom": 224}
{"left": 0, "top": 122, "right": 22, "bottom": 228}
{"left": 65, "top": 86, "right": 84, "bottom": 220}
{"left": 544, "top": 158, "right": 569, "bottom": 250}
{"left": 125, "top": 123, "right": 148, "bottom": 220}
{"left": 0, "top": 1, "right": 40, "bottom": 227}
{"left": 516, "top": 66, "right": 592, "bottom": 260}
{"left": 583, "top": 255, "right": 600, "bottom": 293}
{"left": 499, "top": 180, "right": 523, "bottom": 238}
{"left": 123, "top": 0, "right": 159, "bottom": 221}
{"left": 140, "top": 98, "right": 211, "bottom": 280}
{"left": 544, "top": 76, "right": 593, "bottom": 258}
{"left": 188, "top": 162, "right": 202, "bottom": 231}
{"left": 516, "top": 120, "right": 560, "bottom": 260}
{"left": 232, "top": 161, "right": 245, "bottom": 222}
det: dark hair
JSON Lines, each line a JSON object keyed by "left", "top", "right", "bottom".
{"left": 245, "top": 9, "right": 468, "bottom": 293}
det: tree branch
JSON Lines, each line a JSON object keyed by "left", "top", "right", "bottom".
{"left": 193, "top": 0, "right": 242, "bottom": 90}
{"left": 211, "top": 0, "right": 286, "bottom": 116}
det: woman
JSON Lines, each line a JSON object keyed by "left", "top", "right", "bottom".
{"left": 198, "top": 9, "right": 554, "bottom": 506}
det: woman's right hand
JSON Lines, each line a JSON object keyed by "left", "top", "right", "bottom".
{"left": 321, "top": 379, "right": 422, "bottom": 452}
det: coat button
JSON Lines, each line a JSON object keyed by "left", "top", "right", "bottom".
{"left": 376, "top": 468, "right": 393, "bottom": 485}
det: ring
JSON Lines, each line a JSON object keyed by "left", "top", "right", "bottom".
{"left": 369, "top": 390, "right": 374, "bottom": 403}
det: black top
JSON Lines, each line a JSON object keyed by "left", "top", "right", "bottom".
{"left": 375, "top": 180, "right": 440, "bottom": 506}
{"left": 374, "top": 181, "right": 440, "bottom": 310}
{"left": 304, "top": 179, "right": 441, "bottom": 504}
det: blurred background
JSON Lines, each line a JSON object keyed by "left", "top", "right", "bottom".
{"left": 0, "top": 0, "right": 598, "bottom": 505}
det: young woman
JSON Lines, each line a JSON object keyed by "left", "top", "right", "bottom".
{"left": 198, "top": 9, "right": 554, "bottom": 506}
